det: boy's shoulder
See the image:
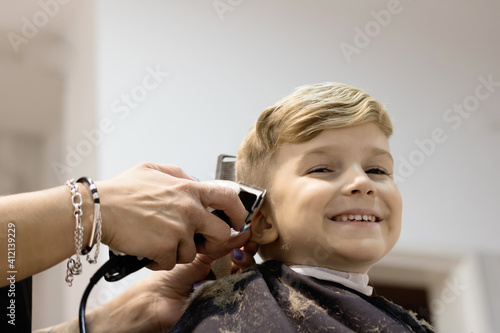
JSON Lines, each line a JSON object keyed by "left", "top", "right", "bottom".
{"left": 171, "top": 260, "right": 434, "bottom": 332}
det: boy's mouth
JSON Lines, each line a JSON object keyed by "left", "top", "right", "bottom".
{"left": 331, "top": 214, "right": 381, "bottom": 223}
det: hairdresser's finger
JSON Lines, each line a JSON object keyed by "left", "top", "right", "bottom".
{"left": 148, "top": 237, "right": 181, "bottom": 270}
{"left": 150, "top": 253, "right": 214, "bottom": 299}
{"left": 224, "top": 227, "right": 252, "bottom": 251}
{"left": 230, "top": 250, "right": 256, "bottom": 271}
{"left": 194, "top": 213, "right": 232, "bottom": 255}
{"left": 145, "top": 162, "right": 197, "bottom": 181}
{"left": 176, "top": 237, "right": 198, "bottom": 264}
{"left": 242, "top": 239, "right": 259, "bottom": 255}
{"left": 197, "top": 228, "right": 252, "bottom": 262}
{"left": 231, "top": 245, "right": 257, "bottom": 273}
{"left": 197, "top": 182, "right": 247, "bottom": 232}
{"left": 166, "top": 253, "right": 214, "bottom": 287}
{"left": 147, "top": 254, "right": 177, "bottom": 271}
{"left": 230, "top": 238, "right": 258, "bottom": 272}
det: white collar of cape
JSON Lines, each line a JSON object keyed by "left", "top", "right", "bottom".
{"left": 289, "top": 265, "right": 373, "bottom": 296}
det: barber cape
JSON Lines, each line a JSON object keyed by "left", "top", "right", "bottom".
{"left": 170, "top": 260, "right": 434, "bottom": 332}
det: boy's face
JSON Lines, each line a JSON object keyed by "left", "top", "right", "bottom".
{"left": 261, "top": 122, "right": 402, "bottom": 273}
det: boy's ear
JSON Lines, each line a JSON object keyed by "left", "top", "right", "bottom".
{"left": 250, "top": 206, "right": 279, "bottom": 244}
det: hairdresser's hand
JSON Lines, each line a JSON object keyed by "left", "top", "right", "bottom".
{"left": 40, "top": 255, "right": 215, "bottom": 333}
{"left": 92, "top": 231, "right": 251, "bottom": 332}
{"left": 97, "top": 162, "right": 247, "bottom": 270}
{"left": 83, "top": 254, "right": 212, "bottom": 332}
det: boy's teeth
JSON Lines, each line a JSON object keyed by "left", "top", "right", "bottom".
{"left": 334, "top": 214, "right": 378, "bottom": 222}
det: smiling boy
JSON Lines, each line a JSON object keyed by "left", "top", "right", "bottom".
{"left": 171, "top": 83, "right": 433, "bottom": 332}
{"left": 251, "top": 122, "right": 402, "bottom": 275}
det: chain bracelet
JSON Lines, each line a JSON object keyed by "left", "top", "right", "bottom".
{"left": 65, "top": 179, "right": 84, "bottom": 286}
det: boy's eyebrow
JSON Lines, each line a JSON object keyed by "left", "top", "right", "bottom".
{"left": 298, "top": 146, "right": 335, "bottom": 159}
{"left": 299, "top": 146, "right": 394, "bottom": 162}
{"left": 371, "top": 147, "right": 393, "bottom": 161}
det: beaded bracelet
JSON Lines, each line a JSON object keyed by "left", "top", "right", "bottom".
{"left": 77, "top": 177, "right": 102, "bottom": 265}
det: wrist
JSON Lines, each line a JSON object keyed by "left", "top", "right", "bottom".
{"left": 64, "top": 177, "right": 103, "bottom": 286}
{"left": 94, "top": 179, "right": 113, "bottom": 246}
{"left": 78, "top": 182, "right": 95, "bottom": 248}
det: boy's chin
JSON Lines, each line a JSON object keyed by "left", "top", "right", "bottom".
{"left": 304, "top": 246, "right": 390, "bottom": 273}
{"left": 260, "top": 240, "right": 394, "bottom": 273}
{"left": 330, "top": 246, "right": 392, "bottom": 272}
{"left": 334, "top": 257, "right": 380, "bottom": 273}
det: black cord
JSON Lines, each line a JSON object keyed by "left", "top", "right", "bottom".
{"left": 78, "top": 255, "right": 122, "bottom": 333}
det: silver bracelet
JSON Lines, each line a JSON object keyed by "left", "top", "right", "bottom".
{"left": 77, "top": 177, "right": 102, "bottom": 264}
{"left": 65, "top": 179, "right": 84, "bottom": 287}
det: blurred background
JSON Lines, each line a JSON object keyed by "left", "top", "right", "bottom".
{"left": 1, "top": 0, "right": 499, "bottom": 331}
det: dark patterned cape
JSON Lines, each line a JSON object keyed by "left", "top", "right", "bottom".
{"left": 171, "top": 260, "right": 434, "bottom": 332}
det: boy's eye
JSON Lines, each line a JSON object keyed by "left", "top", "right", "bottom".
{"left": 365, "top": 167, "right": 390, "bottom": 176}
{"left": 308, "top": 166, "right": 332, "bottom": 174}
{"left": 307, "top": 166, "right": 331, "bottom": 174}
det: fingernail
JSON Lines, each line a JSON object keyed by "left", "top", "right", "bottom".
{"left": 233, "top": 249, "right": 244, "bottom": 261}
{"left": 193, "top": 281, "right": 204, "bottom": 290}
{"left": 239, "top": 224, "right": 251, "bottom": 233}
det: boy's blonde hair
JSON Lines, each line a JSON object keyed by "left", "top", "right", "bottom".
{"left": 235, "top": 82, "right": 393, "bottom": 188}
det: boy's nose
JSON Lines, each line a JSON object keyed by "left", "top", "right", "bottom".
{"left": 341, "top": 169, "right": 375, "bottom": 196}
